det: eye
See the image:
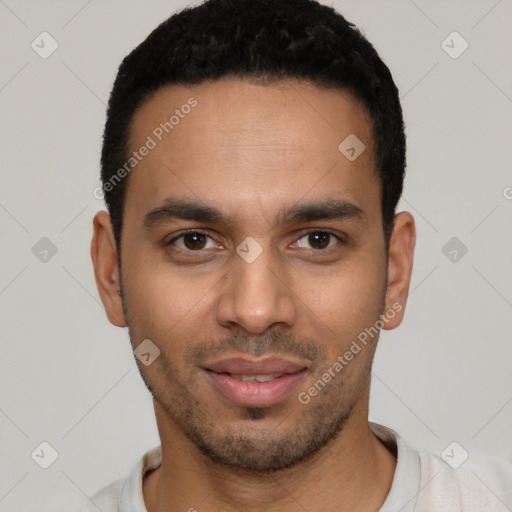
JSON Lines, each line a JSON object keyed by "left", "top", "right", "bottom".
{"left": 169, "top": 231, "right": 218, "bottom": 251}
{"left": 295, "top": 231, "right": 341, "bottom": 250}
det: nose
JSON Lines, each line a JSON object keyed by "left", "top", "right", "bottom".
{"left": 216, "top": 241, "right": 297, "bottom": 335}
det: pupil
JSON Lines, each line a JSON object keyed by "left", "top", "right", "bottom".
{"left": 309, "top": 232, "right": 329, "bottom": 249}
{"left": 184, "top": 233, "right": 206, "bottom": 250}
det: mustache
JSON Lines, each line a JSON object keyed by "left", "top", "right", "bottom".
{"left": 184, "top": 331, "right": 325, "bottom": 365}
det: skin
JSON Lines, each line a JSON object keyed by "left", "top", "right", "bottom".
{"left": 91, "top": 78, "right": 415, "bottom": 512}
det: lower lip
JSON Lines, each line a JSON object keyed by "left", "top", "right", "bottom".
{"left": 204, "top": 369, "right": 307, "bottom": 407}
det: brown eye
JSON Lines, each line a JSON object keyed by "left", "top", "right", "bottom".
{"left": 170, "top": 232, "right": 216, "bottom": 251}
{"left": 296, "top": 231, "right": 339, "bottom": 250}
{"left": 183, "top": 233, "right": 207, "bottom": 250}
{"left": 309, "top": 232, "right": 330, "bottom": 249}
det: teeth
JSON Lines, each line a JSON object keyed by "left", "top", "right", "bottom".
{"left": 230, "top": 374, "right": 282, "bottom": 382}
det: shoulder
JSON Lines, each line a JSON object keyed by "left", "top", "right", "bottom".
{"left": 83, "top": 477, "right": 124, "bottom": 512}
{"left": 82, "top": 445, "right": 162, "bottom": 512}
{"left": 416, "top": 447, "right": 512, "bottom": 511}
{"left": 371, "top": 422, "right": 512, "bottom": 512}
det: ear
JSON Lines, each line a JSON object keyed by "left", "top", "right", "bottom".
{"left": 90, "top": 211, "right": 126, "bottom": 327}
{"left": 382, "top": 211, "right": 416, "bottom": 330}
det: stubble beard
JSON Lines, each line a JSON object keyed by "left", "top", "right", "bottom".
{"left": 120, "top": 276, "right": 383, "bottom": 474}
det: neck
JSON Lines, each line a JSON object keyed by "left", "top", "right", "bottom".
{"left": 143, "top": 392, "right": 396, "bottom": 512}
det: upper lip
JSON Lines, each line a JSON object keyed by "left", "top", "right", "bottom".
{"left": 203, "top": 355, "right": 309, "bottom": 375}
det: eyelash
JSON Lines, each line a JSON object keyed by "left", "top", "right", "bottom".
{"left": 167, "top": 229, "right": 344, "bottom": 254}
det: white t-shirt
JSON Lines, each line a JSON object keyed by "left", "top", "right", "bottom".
{"left": 85, "top": 422, "right": 512, "bottom": 511}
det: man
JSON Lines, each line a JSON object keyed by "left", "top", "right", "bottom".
{"left": 89, "top": 0, "right": 511, "bottom": 510}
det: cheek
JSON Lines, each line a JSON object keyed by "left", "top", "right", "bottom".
{"left": 293, "top": 258, "right": 385, "bottom": 344}
{"left": 122, "top": 254, "right": 219, "bottom": 339}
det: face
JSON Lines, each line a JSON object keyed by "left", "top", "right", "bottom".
{"left": 92, "top": 78, "right": 415, "bottom": 473}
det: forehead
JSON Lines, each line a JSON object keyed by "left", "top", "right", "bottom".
{"left": 124, "top": 78, "right": 380, "bottom": 226}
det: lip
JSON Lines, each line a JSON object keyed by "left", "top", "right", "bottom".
{"left": 203, "top": 355, "right": 309, "bottom": 375}
{"left": 203, "top": 355, "right": 309, "bottom": 407}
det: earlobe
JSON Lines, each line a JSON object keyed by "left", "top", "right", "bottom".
{"left": 383, "top": 212, "right": 416, "bottom": 330}
{"left": 91, "top": 211, "right": 127, "bottom": 327}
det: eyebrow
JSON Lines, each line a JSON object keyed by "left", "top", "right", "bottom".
{"left": 143, "top": 197, "right": 367, "bottom": 230}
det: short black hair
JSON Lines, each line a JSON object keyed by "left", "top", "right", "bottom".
{"left": 101, "top": 0, "right": 405, "bottom": 257}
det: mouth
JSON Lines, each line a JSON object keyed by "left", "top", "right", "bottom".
{"left": 203, "top": 356, "right": 309, "bottom": 407}
{"left": 222, "top": 373, "right": 288, "bottom": 382}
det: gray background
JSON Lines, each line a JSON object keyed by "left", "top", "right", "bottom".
{"left": 0, "top": 0, "right": 511, "bottom": 510}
